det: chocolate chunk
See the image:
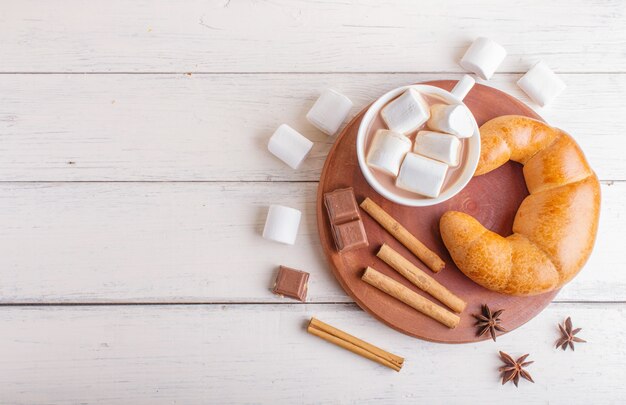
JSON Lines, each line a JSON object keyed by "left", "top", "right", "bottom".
{"left": 324, "top": 187, "right": 360, "bottom": 224}
{"left": 323, "top": 187, "right": 369, "bottom": 252}
{"left": 272, "top": 266, "right": 309, "bottom": 302}
{"left": 332, "top": 219, "right": 369, "bottom": 251}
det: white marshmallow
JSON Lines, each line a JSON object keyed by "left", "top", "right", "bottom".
{"left": 366, "top": 129, "right": 412, "bottom": 177}
{"left": 517, "top": 61, "right": 566, "bottom": 107}
{"left": 262, "top": 205, "right": 302, "bottom": 245}
{"left": 414, "top": 131, "right": 461, "bottom": 167}
{"left": 450, "top": 74, "right": 476, "bottom": 101}
{"left": 427, "top": 104, "right": 474, "bottom": 138}
{"left": 267, "top": 124, "right": 313, "bottom": 169}
{"left": 396, "top": 153, "right": 449, "bottom": 198}
{"left": 460, "top": 37, "right": 507, "bottom": 80}
{"left": 306, "top": 89, "right": 354, "bottom": 136}
{"left": 381, "top": 89, "right": 430, "bottom": 134}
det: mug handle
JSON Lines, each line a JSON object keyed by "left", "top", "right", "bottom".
{"left": 450, "top": 74, "right": 476, "bottom": 101}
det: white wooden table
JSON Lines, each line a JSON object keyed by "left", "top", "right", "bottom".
{"left": 1, "top": 1, "right": 625, "bottom": 403}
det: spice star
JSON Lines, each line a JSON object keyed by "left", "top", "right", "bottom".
{"left": 498, "top": 351, "right": 534, "bottom": 387}
{"left": 556, "top": 317, "right": 586, "bottom": 351}
{"left": 473, "top": 304, "right": 507, "bottom": 341}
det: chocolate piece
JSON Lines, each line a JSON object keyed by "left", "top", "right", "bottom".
{"left": 324, "top": 187, "right": 360, "bottom": 224}
{"left": 333, "top": 220, "right": 369, "bottom": 251}
{"left": 323, "top": 187, "right": 368, "bottom": 252}
{"left": 272, "top": 266, "right": 309, "bottom": 302}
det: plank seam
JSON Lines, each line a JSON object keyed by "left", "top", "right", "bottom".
{"left": 0, "top": 301, "right": 623, "bottom": 307}
{"left": 0, "top": 180, "right": 620, "bottom": 184}
{"left": 0, "top": 71, "right": 625, "bottom": 75}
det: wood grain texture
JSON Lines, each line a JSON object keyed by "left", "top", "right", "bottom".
{"left": 1, "top": 0, "right": 624, "bottom": 73}
{"left": 0, "top": 73, "right": 624, "bottom": 181}
{"left": 0, "top": 181, "right": 621, "bottom": 303}
{"left": 0, "top": 303, "right": 623, "bottom": 404}
{"left": 1, "top": 1, "right": 624, "bottom": 401}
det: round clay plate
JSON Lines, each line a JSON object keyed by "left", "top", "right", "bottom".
{"left": 316, "top": 80, "right": 559, "bottom": 344}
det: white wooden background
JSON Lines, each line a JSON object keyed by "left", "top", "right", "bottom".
{"left": 1, "top": 1, "right": 625, "bottom": 403}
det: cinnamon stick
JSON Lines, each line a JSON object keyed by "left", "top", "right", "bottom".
{"left": 362, "top": 267, "right": 460, "bottom": 329}
{"left": 360, "top": 198, "right": 445, "bottom": 272}
{"left": 377, "top": 244, "right": 466, "bottom": 313}
{"left": 307, "top": 317, "right": 404, "bottom": 372}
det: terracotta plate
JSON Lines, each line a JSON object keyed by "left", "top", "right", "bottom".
{"left": 316, "top": 80, "right": 559, "bottom": 343}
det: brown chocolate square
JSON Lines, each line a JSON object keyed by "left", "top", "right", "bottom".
{"left": 272, "top": 266, "right": 309, "bottom": 302}
{"left": 332, "top": 219, "right": 369, "bottom": 252}
{"left": 324, "top": 187, "right": 360, "bottom": 225}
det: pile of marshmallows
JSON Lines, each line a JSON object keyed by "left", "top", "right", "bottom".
{"left": 262, "top": 36, "right": 567, "bottom": 246}
{"left": 367, "top": 90, "right": 472, "bottom": 198}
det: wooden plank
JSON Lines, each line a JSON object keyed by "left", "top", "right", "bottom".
{"left": 1, "top": 0, "right": 624, "bottom": 73}
{"left": 0, "top": 181, "right": 621, "bottom": 303}
{"left": 0, "top": 303, "right": 622, "bottom": 404}
{"left": 0, "top": 73, "right": 624, "bottom": 181}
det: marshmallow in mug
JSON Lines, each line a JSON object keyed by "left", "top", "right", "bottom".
{"left": 517, "top": 61, "right": 566, "bottom": 107}
{"left": 366, "top": 129, "right": 412, "bottom": 177}
{"left": 306, "top": 89, "right": 354, "bottom": 136}
{"left": 267, "top": 124, "right": 313, "bottom": 169}
{"left": 427, "top": 104, "right": 474, "bottom": 138}
{"left": 381, "top": 89, "right": 430, "bottom": 134}
{"left": 262, "top": 204, "right": 302, "bottom": 245}
{"left": 396, "top": 153, "right": 449, "bottom": 198}
{"left": 414, "top": 131, "right": 461, "bottom": 167}
{"left": 460, "top": 37, "right": 507, "bottom": 80}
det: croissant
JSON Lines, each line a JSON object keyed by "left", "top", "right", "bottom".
{"left": 440, "top": 115, "right": 600, "bottom": 295}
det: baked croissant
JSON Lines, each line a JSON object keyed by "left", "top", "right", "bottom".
{"left": 440, "top": 115, "right": 600, "bottom": 295}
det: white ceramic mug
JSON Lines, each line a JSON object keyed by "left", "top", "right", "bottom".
{"left": 356, "top": 78, "right": 480, "bottom": 207}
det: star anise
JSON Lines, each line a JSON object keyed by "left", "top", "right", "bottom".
{"left": 556, "top": 317, "right": 586, "bottom": 351}
{"left": 499, "top": 351, "right": 534, "bottom": 387}
{"left": 473, "top": 304, "right": 507, "bottom": 341}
